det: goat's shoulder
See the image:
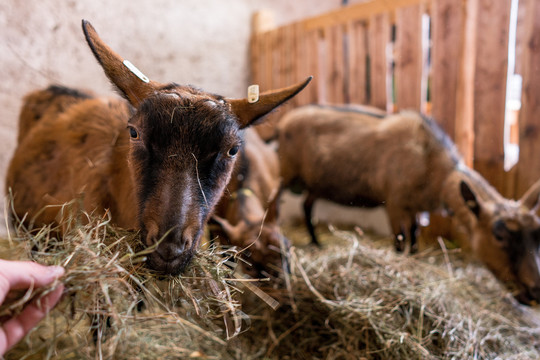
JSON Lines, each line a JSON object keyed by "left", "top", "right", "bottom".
{"left": 18, "top": 85, "right": 95, "bottom": 144}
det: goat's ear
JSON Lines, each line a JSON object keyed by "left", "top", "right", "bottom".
{"left": 460, "top": 180, "right": 481, "bottom": 219}
{"left": 211, "top": 215, "right": 244, "bottom": 242}
{"left": 228, "top": 76, "right": 312, "bottom": 129}
{"left": 82, "top": 20, "right": 160, "bottom": 107}
{"left": 519, "top": 179, "right": 540, "bottom": 212}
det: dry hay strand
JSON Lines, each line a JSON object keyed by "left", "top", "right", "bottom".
{"left": 1, "top": 206, "right": 269, "bottom": 360}
{"left": 230, "top": 226, "right": 540, "bottom": 359}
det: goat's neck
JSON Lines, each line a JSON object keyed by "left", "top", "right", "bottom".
{"left": 442, "top": 165, "right": 504, "bottom": 231}
{"left": 108, "top": 132, "right": 138, "bottom": 229}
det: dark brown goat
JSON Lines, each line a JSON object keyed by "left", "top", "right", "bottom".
{"left": 6, "top": 20, "right": 310, "bottom": 275}
{"left": 278, "top": 105, "right": 540, "bottom": 304}
{"left": 211, "top": 128, "right": 287, "bottom": 277}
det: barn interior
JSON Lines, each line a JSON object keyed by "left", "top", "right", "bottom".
{"left": 1, "top": 0, "right": 540, "bottom": 358}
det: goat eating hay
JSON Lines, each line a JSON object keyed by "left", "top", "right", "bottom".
{"left": 1, "top": 209, "right": 260, "bottom": 359}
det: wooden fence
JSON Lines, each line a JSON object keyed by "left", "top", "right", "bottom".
{"left": 249, "top": 0, "right": 540, "bottom": 199}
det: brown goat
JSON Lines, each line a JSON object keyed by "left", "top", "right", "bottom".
{"left": 211, "top": 128, "right": 287, "bottom": 277}
{"left": 6, "top": 20, "right": 311, "bottom": 275}
{"left": 278, "top": 105, "right": 540, "bottom": 304}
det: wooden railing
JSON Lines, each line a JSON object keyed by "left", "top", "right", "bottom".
{"left": 249, "top": 0, "right": 540, "bottom": 199}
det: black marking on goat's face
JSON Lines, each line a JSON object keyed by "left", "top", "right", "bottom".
{"left": 128, "top": 86, "right": 242, "bottom": 275}
{"left": 490, "top": 213, "right": 540, "bottom": 304}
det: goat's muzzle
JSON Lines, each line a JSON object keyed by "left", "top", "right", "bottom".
{"left": 144, "top": 229, "right": 198, "bottom": 275}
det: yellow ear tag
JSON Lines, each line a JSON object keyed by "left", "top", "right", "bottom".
{"left": 248, "top": 84, "right": 259, "bottom": 103}
{"left": 123, "top": 60, "right": 150, "bottom": 83}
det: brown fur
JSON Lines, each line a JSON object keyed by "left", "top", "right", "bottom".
{"left": 6, "top": 20, "right": 311, "bottom": 275}
{"left": 278, "top": 105, "right": 540, "bottom": 304}
{"left": 211, "top": 128, "right": 287, "bottom": 277}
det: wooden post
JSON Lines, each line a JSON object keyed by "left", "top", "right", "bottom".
{"left": 472, "top": 0, "right": 512, "bottom": 193}
{"left": 516, "top": 0, "right": 540, "bottom": 196}
{"left": 368, "top": 12, "right": 390, "bottom": 110}
{"left": 430, "top": 0, "right": 464, "bottom": 140}
{"left": 395, "top": 4, "right": 424, "bottom": 111}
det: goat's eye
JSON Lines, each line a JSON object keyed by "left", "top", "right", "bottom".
{"left": 227, "top": 146, "right": 239, "bottom": 157}
{"left": 492, "top": 220, "right": 510, "bottom": 242}
{"left": 129, "top": 127, "right": 139, "bottom": 139}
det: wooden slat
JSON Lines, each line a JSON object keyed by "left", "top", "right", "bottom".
{"left": 263, "top": 32, "right": 273, "bottom": 93}
{"left": 454, "top": 0, "right": 477, "bottom": 168}
{"left": 394, "top": 4, "right": 423, "bottom": 111}
{"left": 347, "top": 20, "right": 368, "bottom": 105}
{"left": 306, "top": 30, "right": 320, "bottom": 104}
{"left": 255, "top": 30, "right": 282, "bottom": 140}
{"left": 294, "top": 22, "right": 306, "bottom": 94}
{"left": 293, "top": 23, "right": 312, "bottom": 106}
{"left": 316, "top": 29, "right": 328, "bottom": 104}
{"left": 514, "top": 0, "right": 530, "bottom": 76}
{"left": 368, "top": 12, "right": 390, "bottom": 110}
{"left": 516, "top": 0, "right": 540, "bottom": 196}
{"left": 430, "top": 0, "right": 464, "bottom": 140}
{"left": 303, "top": 0, "right": 427, "bottom": 31}
{"left": 326, "top": 24, "right": 346, "bottom": 104}
{"left": 278, "top": 25, "right": 296, "bottom": 121}
{"left": 472, "top": 0, "right": 512, "bottom": 193}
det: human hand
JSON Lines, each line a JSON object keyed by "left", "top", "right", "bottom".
{"left": 0, "top": 260, "right": 65, "bottom": 355}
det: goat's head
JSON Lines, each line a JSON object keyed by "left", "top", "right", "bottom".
{"left": 212, "top": 188, "right": 289, "bottom": 278}
{"left": 460, "top": 179, "right": 540, "bottom": 304}
{"left": 82, "top": 20, "right": 309, "bottom": 275}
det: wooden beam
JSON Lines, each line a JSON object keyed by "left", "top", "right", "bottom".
{"left": 394, "top": 4, "right": 424, "bottom": 111}
{"left": 516, "top": 0, "right": 540, "bottom": 196}
{"left": 472, "top": 0, "right": 512, "bottom": 193}
{"left": 303, "top": 0, "right": 427, "bottom": 31}
{"left": 430, "top": 0, "right": 464, "bottom": 140}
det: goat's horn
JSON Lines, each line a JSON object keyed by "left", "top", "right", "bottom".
{"left": 520, "top": 179, "right": 540, "bottom": 211}
{"left": 82, "top": 20, "right": 159, "bottom": 107}
{"left": 228, "top": 76, "right": 312, "bottom": 129}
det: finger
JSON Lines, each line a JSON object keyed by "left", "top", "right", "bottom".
{"left": 0, "top": 260, "right": 64, "bottom": 302}
{"left": 0, "top": 283, "right": 64, "bottom": 355}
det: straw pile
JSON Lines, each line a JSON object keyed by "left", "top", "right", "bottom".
{"left": 2, "top": 214, "right": 540, "bottom": 359}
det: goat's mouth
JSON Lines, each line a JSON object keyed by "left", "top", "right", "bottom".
{"left": 146, "top": 249, "right": 195, "bottom": 275}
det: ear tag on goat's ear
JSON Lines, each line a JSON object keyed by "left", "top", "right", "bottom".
{"left": 123, "top": 60, "right": 150, "bottom": 83}
{"left": 247, "top": 84, "right": 259, "bottom": 103}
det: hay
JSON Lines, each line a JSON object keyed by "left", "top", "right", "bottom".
{"left": 232, "top": 226, "right": 540, "bottom": 359}
{"left": 2, "top": 212, "right": 540, "bottom": 359}
{"left": 2, "top": 209, "right": 258, "bottom": 359}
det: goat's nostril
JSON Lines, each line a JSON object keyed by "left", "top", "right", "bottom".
{"left": 144, "top": 221, "right": 159, "bottom": 247}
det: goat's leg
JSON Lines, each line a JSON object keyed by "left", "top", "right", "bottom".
{"left": 409, "top": 220, "right": 419, "bottom": 254}
{"left": 303, "top": 193, "right": 320, "bottom": 246}
{"left": 386, "top": 203, "right": 408, "bottom": 252}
